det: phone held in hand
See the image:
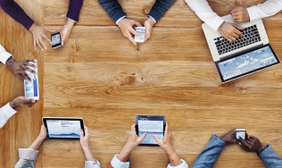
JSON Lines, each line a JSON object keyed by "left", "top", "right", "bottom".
{"left": 236, "top": 129, "right": 246, "bottom": 140}
{"left": 51, "top": 32, "right": 62, "bottom": 49}
{"left": 24, "top": 60, "right": 39, "bottom": 100}
{"left": 134, "top": 27, "right": 145, "bottom": 43}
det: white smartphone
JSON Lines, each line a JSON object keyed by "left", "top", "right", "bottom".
{"left": 236, "top": 129, "right": 246, "bottom": 140}
{"left": 134, "top": 27, "right": 145, "bottom": 43}
{"left": 51, "top": 32, "right": 62, "bottom": 49}
{"left": 24, "top": 60, "right": 39, "bottom": 100}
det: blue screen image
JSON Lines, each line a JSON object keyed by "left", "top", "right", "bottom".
{"left": 46, "top": 120, "right": 81, "bottom": 138}
{"left": 217, "top": 45, "right": 278, "bottom": 81}
{"left": 138, "top": 117, "right": 164, "bottom": 145}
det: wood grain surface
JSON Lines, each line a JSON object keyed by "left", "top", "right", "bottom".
{"left": 0, "top": 0, "right": 282, "bottom": 167}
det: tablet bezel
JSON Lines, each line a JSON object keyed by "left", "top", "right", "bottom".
{"left": 135, "top": 115, "right": 166, "bottom": 146}
{"left": 42, "top": 117, "right": 84, "bottom": 140}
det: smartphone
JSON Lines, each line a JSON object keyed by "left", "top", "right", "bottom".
{"left": 51, "top": 32, "right": 62, "bottom": 49}
{"left": 24, "top": 60, "right": 39, "bottom": 100}
{"left": 134, "top": 27, "right": 145, "bottom": 43}
{"left": 236, "top": 129, "right": 246, "bottom": 140}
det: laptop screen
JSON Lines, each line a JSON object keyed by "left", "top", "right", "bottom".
{"left": 215, "top": 44, "right": 280, "bottom": 82}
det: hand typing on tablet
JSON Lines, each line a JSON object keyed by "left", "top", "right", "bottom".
{"left": 118, "top": 124, "right": 147, "bottom": 162}
{"left": 153, "top": 122, "right": 182, "bottom": 166}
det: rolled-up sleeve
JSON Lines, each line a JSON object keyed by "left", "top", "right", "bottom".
{"left": 14, "top": 148, "right": 39, "bottom": 168}
{"left": 0, "top": 103, "right": 17, "bottom": 129}
{"left": 167, "top": 159, "right": 189, "bottom": 168}
{"left": 85, "top": 159, "right": 101, "bottom": 168}
{"left": 0, "top": 45, "right": 12, "bottom": 65}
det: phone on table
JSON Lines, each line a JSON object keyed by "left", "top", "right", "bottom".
{"left": 51, "top": 32, "right": 62, "bottom": 49}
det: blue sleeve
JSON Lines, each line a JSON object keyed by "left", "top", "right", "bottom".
{"left": 67, "top": 0, "right": 84, "bottom": 21}
{"left": 98, "top": 0, "right": 126, "bottom": 23}
{"left": 0, "top": 0, "right": 34, "bottom": 29}
{"left": 192, "top": 134, "right": 226, "bottom": 168}
{"left": 148, "top": 0, "right": 174, "bottom": 22}
{"left": 258, "top": 145, "right": 282, "bottom": 168}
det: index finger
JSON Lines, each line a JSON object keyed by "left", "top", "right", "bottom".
{"left": 164, "top": 121, "right": 169, "bottom": 136}
{"left": 234, "top": 29, "right": 244, "bottom": 38}
{"left": 239, "top": 137, "right": 252, "bottom": 149}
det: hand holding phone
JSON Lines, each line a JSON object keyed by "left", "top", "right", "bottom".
{"left": 51, "top": 32, "right": 62, "bottom": 49}
{"left": 134, "top": 27, "right": 145, "bottom": 43}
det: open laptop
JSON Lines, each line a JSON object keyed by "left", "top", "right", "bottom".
{"left": 202, "top": 14, "right": 280, "bottom": 82}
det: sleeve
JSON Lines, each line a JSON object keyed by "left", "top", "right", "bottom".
{"left": 148, "top": 0, "right": 174, "bottom": 23}
{"left": 246, "top": 0, "right": 282, "bottom": 22}
{"left": 185, "top": 0, "right": 224, "bottom": 31}
{"left": 0, "top": 45, "right": 12, "bottom": 64}
{"left": 167, "top": 159, "right": 189, "bottom": 168}
{"left": 84, "top": 159, "right": 102, "bottom": 168}
{"left": 0, "top": 0, "right": 34, "bottom": 30}
{"left": 14, "top": 148, "right": 39, "bottom": 168}
{"left": 107, "top": 154, "right": 130, "bottom": 168}
{"left": 258, "top": 145, "right": 282, "bottom": 168}
{"left": 67, "top": 0, "right": 84, "bottom": 22}
{"left": 192, "top": 134, "right": 226, "bottom": 168}
{"left": 0, "top": 102, "right": 17, "bottom": 129}
{"left": 98, "top": 0, "right": 126, "bottom": 23}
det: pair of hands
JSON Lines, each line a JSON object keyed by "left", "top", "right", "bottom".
{"left": 117, "top": 18, "right": 155, "bottom": 45}
{"left": 218, "top": 6, "right": 250, "bottom": 42}
{"left": 29, "top": 19, "right": 75, "bottom": 50}
{"left": 221, "top": 129, "right": 265, "bottom": 154}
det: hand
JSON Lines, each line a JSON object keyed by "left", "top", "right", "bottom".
{"left": 230, "top": 6, "right": 250, "bottom": 23}
{"left": 60, "top": 19, "right": 75, "bottom": 45}
{"left": 38, "top": 125, "right": 47, "bottom": 140}
{"left": 153, "top": 122, "right": 181, "bottom": 166}
{"left": 218, "top": 22, "right": 244, "bottom": 42}
{"left": 80, "top": 126, "right": 90, "bottom": 149}
{"left": 29, "top": 23, "right": 56, "bottom": 50}
{"left": 239, "top": 135, "right": 265, "bottom": 153}
{"left": 118, "top": 124, "right": 146, "bottom": 162}
{"left": 144, "top": 18, "right": 155, "bottom": 42}
{"left": 220, "top": 129, "right": 238, "bottom": 144}
{"left": 6, "top": 58, "right": 37, "bottom": 81}
{"left": 117, "top": 19, "right": 142, "bottom": 45}
{"left": 10, "top": 96, "right": 36, "bottom": 109}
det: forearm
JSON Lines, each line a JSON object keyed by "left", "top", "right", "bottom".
{"left": 167, "top": 149, "right": 182, "bottom": 166}
{"left": 148, "top": 0, "right": 174, "bottom": 22}
{"left": 29, "top": 136, "right": 45, "bottom": 150}
{"left": 118, "top": 143, "right": 134, "bottom": 162}
{"left": 0, "top": 0, "right": 34, "bottom": 29}
{"left": 98, "top": 0, "right": 126, "bottom": 23}
{"left": 82, "top": 146, "right": 96, "bottom": 162}
{"left": 67, "top": 0, "right": 84, "bottom": 21}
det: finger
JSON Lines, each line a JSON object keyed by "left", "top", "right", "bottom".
{"left": 26, "top": 61, "right": 37, "bottom": 68}
{"left": 153, "top": 135, "right": 161, "bottom": 143}
{"left": 239, "top": 137, "right": 252, "bottom": 149}
{"left": 164, "top": 122, "right": 169, "bottom": 136}
{"left": 60, "top": 31, "right": 65, "bottom": 46}
{"left": 36, "top": 39, "right": 44, "bottom": 50}
{"left": 132, "top": 20, "right": 142, "bottom": 27}
{"left": 239, "top": 142, "right": 248, "bottom": 151}
{"left": 84, "top": 126, "right": 88, "bottom": 137}
{"left": 139, "top": 132, "right": 147, "bottom": 141}
{"left": 127, "top": 33, "right": 137, "bottom": 45}
{"left": 44, "top": 27, "right": 56, "bottom": 33}
{"left": 42, "top": 33, "right": 52, "bottom": 46}
{"left": 229, "top": 6, "right": 237, "bottom": 12}
{"left": 25, "top": 66, "right": 36, "bottom": 75}
{"left": 22, "top": 72, "right": 31, "bottom": 81}
{"left": 232, "top": 24, "right": 244, "bottom": 31}
{"left": 129, "top": 27, "right": 140, "bottom": 37}
{"left": 34, "top": 39, "right": 37, "bottom": 50}
{"left": 80, "top": 129, "right": 84, "bottom": 137}
{"left": 17, "top": 73, "right": 25, "bottom": 80}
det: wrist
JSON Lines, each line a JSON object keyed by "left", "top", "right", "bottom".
{"left": 257, "top": 145, "right": 265, "bottom": 154}
{"left": 10, "top": 100, "right": 17, "bottom": 109}
{"left": 147, "top": 18, "right": 155, "bottom": 26}
{"left": 66, "top": 19, "right": 75, "bottom": 27}
{"left": 6, "top": 57, "right": 14, "bottom": 69}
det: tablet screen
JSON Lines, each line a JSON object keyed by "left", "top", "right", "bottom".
{"left": 43, "top": 118, "right": 84, "bottom": 139}
{"left": 136, "top": 115, "right": 166, "bottom": 145}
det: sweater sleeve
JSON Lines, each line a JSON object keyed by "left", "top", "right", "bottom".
{"left": 258, "top": 145, "right": 282, "bottom": 168}
{"left": 0, "top": 0, "right": 34, "bottom": 30}
{"left": 66, "top": 0, "right": 84, "bottom": 21}
{"left": 148, "top": 0, "right": 174, "bottom": 23}
{"left": 98, "top": 0, "right": 126, "bottom": 23}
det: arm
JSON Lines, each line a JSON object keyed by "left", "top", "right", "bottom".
{"left": 148, "top": 0, "right": 174, "bottom": 23}
{"left": 98, "top": 0, "right": 126, "bottom": 23}
{"left": 14, "top": 125, "right": 46, "bottom": 168}
{"left": 153, "top": 122, "right": 188, "bottom": 168}
{"left": 80, "top": 126, "right": 102, "bottom": 168}
{"left": 258, "top": 145, "right": 282, "bottom": 168}
{"left": 0, "top": 0, "right": 34, "bottom": 30}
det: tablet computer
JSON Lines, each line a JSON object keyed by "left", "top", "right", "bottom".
{"left": 135, "top": 115, "right": 166, "bottom": 146}
{"left": 43, "top": 117, "right": 84, "bottom": 139}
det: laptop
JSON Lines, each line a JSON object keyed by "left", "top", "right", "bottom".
{"left": 202, "top": 14, "right": 280, "bottom": 82}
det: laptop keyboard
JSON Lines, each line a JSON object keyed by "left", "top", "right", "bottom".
{"left": 214, "top": 25, "right": 262, "bottom": 55}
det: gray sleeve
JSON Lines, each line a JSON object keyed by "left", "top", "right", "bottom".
{"left": 258, "top": 145, "right": 282, "bottom": 168}
{"left": 84, "top": 159, "right": 101, "bottom": 168}
{"left": 14, "top": 148, "right": 38, "bottom": 168}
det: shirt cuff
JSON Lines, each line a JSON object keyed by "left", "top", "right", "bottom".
{"left": 18, "top": 148, "right": 39, "bottom": 161}
{"left": 0, "top": 45, "right": 12, "bottom": 64}
{"left": 213, "top": 17, "right": 225, "bottom": 31}
{"left": 68, "top": 18, "right": 77, "bottom": 23}
{"left": 246, "top": 6, "right": 259, "bottom": 22}
{"left": 148, "top": 15, "right": 156, "bottom": 23}
{"left": 85, "top": 159, "right": 101, "bottom": 168}
{"left": 2, "top": 102, "right": 17, "bottom": 117}
{"left": 116, "top": 16, "right": 127, "bottom": 24}
{"left": 110, "top": 154, "right": 130, "bottom": 168}
{"left": 167, "top": 159, "right": 189, "bottom": 168}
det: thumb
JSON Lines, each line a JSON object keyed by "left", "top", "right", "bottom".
{"left": 229, "top": 6, "right": 236, "bottom": 12}
{"left": 44, "top": 27, "right": 56, "bottom": 33}
{"left": 139, "top": 133, "right": 147, "bottom": 142}
{"left": 80, "top": 129, "right": 84, "bottom": 138}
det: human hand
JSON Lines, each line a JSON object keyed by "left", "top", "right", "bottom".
{"left": 144, "top": 18, "right": 155, "bottom": 42}
{"left": 117, "top": 19, "right": 142, "bottom": 45}
{"left": 239, "top": 135, "right": 265, "bottom": 153}
{"left": 230, "top": 6, "right": 250, "bottom": 23}
{"left": 38, "top": 125, "right": 47, "bottom": 141}
{"left": 153, "top": 122, "right": 174, "bottom": 153}
{"left": 118, "top": 124, "right": 146, "bottom": 162}
{"left": 6, "top": 58, "right": 36, "bottom": 81}
{"left": 221, "top": 129, "right": 238, "bottom": 144}
{"left": 80, "top": 126, "right": 90, "bottom": 149}
{"left": 60, "top": 19, "right": 75, "bottom": 45}
{"left": 10, "top": 96, "right": 36, "bottom": 109}
{"left": 29, "top": 23, "right": 56, "bottom": 50}
{"left": 218, "top": 22, "right": 244, "bottom": 42}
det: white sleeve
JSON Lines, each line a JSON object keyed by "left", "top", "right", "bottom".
{"left": 109, "top": 154, "right": 130, "bottom": 168}
{"left": 167, "top": 159, "right": 189, "bottom": 168}
{"left": 84, "top": 159, "right": 101, "bottom": 168}
{"left": 185, "top": 0, "right": 224, "bottom": 31}
{"left": 0, "top": 45, "right": 12, "bottom": 65}
{"left": 247, "top": 0, "right": 282, "bottom": 21}
{"left": 14, "top": 148, "right": 39, "bottom": 168}
{"left": 0, "top": 103, "right": 17, "bottom": 129}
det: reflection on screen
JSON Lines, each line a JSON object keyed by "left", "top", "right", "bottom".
{"left": 138, "top": 117, "right": 164, "bottom": 144}
{"left": 46, "top": 120, "right": 81, "bottom": 138}
{"left": 217, "top": 45, "right": 279, "bottom": 81}
{"left": 52, "top": 34, "right": 61, "bottom": 45}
